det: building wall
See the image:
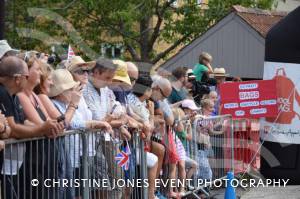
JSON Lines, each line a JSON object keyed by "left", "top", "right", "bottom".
{"left": 161, "top": 13, "right": 266, "bottom": 79}
{"left": 276, "top": 0, "right": 300, "bottom": 12}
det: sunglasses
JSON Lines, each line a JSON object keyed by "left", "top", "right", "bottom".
{"left": 74, "top": 69, "right": 90, "bottom": 75}
{"left": 130, "top": 77, "right": 137, "bottom": 82}
{"left": 13, "top": 73, "right": 29, "bottom": 80}
{"left": 159, "top": 87, "right": 169, "bottom": 98}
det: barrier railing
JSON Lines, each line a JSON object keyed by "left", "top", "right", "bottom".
{"left": 1, "top": 114, "right": 260, "bottom": 199}
{"left": 179, "top": 114, "right": 234, "bottom": 198}
{"left": 0, "top": 129, "right": 148, "bottom": 199}
{"left": 232, "top": 119, "right": 260, "bottom": 175}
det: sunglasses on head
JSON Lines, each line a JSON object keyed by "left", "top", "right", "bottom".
{"left": 23, "top": 51, "right": 40, "bottom": 63}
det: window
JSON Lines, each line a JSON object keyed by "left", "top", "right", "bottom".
{"left": 197, "top": 0, "right": 209, "bottom": 5}
{"left": 101, "top": 43, "right": 124, "bottom": 58}
{"left": 168, "top": 0, "right": 178, "bottom": 8}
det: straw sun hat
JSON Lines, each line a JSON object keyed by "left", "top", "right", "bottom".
{"left": 49, "top": 69, "right": 80, "bottom": 97}
{"left": 213, "top": 67, "right": 229, "bottom": 77}
{"left": 65, "top": 56, "right": 96, "bottom": 72}
{"left": 112, "top": 59, "right": 131, "bottom": 86}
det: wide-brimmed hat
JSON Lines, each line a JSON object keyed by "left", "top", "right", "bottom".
{"left": 213, "top": 67, "right": 229, "bottom": 77}
{"left": 65, "top": 56, "right": 96, "bottom": 72}
{"left": 49, "top": 69, "right": 80, "bottom": 97}
{"left": 112, "top": 60, "right": 131, "bottom": 86}
{"left": 0, "top": 40, "right": 19, "bottom": 59}
{"left": 181, "top": 99, "right": 200, "bottom": 111}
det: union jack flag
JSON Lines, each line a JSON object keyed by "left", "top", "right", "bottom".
{"left": 115, "top": 145, "right": 131, "bottom": 171}
{"left": 67, "top": 45, "right": 75, "bottom": 61}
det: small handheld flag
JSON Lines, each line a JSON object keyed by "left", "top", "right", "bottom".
{"left": 67, "top": 45, "right": 75, "bottom": 61}
{"left": 115, "top": 141, "right": 131, "bottom": 171}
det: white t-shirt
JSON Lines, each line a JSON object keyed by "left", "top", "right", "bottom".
{"left": 77, "top": 97, "right": 96, "bottom": 157}
{"left": 127, "top": 93, "right": 150, "bottom": 122}
{"left": 2, "top": 144, "right": 25, "bottom": 175}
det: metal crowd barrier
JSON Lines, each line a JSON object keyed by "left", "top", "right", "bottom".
{"left": 233, "top": 118, "right": 260, "bottom": 175}
{"left": 153, "top": 114, "right": 234, "bottom": 198}
{"left": 183, "top": 114, "right": 234, "bottom": 198}
{"left": 0, "top": 129, "right": 148, "bottom": 199}
{"left": 0, "top": 114, "right": 239, "bottom": 199}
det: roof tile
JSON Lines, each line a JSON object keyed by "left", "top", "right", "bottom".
{"left": 233, "top": 5, "right": 287, "bottom": 37}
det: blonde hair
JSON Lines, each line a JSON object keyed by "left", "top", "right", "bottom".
{"left": 17, "top": 51, "right": 40, "bottom": 69}
{"left": 201, "top": 98, "right": 214, "bottom": 109}
{"left": 202, "top": 94, "right": 209, "bottom": 100}
{"left": 34, "top": 60, "right": 54, "bottom": 94}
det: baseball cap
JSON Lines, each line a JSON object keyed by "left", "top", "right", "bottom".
{"left": 181, "top": 99, "right": 200, "bottom": 111}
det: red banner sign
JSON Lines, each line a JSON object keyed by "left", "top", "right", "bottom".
{"left": 220, "top": 80, "right": 278, "bottom": 118}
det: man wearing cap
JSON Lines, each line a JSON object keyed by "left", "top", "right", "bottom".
{"left": 83, "top": 58, "right": 131, "bottom": 198}
{"left": 0, "top": 40, "right": 19, "bottom": 61}
{"left": 193, "top": 52, "right": 213, "bottom": 82}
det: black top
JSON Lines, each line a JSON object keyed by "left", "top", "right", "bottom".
{"left": 31, "top": 94, "right": 47, "bottom": 122}
{"left": 0, "top": 84, "right": 25, "bottom": 124}
{"left": 265, "top": 6, "right": 300, "bottom": 63}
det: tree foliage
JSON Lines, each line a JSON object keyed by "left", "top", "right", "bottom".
{"left": 5, "top": 0, "right": 276, "bottom": 63}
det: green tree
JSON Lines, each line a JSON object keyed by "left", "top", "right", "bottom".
{"left": 5, "top": 0, "right": 276, "bottom": 63}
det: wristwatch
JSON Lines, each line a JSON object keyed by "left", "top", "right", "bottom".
{"left": 69, "top": 103, "right": 79, "bottom": 110}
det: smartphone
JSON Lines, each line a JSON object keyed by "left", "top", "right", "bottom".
{"left": 110, "top": 104, "right": 117, "bottom": 114}
{"left": 57, "top": 115, "right": 65, "bottom": 122}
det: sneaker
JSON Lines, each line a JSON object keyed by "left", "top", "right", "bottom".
{"left": 155, "top": 191, "right": 167, "bottom": 199}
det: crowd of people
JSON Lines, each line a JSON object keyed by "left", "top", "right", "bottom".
{"left": 0, "top": 39, "right": 238, "bottom": 199}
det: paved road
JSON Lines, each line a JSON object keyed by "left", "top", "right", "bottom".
{"left": 208, "top": 186, "right": 300, "bottom": 199}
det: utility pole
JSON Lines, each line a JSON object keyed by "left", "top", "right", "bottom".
{"left": 0, "top": 0, "right": 5, "bottom": 39}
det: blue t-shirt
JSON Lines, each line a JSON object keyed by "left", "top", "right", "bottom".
{"left": 168, "top": 87, "right": 188, "bottom": 104}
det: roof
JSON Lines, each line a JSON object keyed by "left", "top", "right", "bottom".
{"left": 159, "top": 5, "right": 287, "bottom": 69}
{"left": 233, "top": 5, "right": 287, "bottom": 38}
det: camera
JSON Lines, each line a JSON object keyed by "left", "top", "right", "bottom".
{"left": 188, "top": 73, "right": 217, "bottom": 104}
{"left": 47, "top": 55, "right": 56, "bottom": 65}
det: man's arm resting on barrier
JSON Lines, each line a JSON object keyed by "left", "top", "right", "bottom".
{"left": 126, "top": 115, "right": 143, "bottom": 129}
{"left": 8, "top": 117, "right": 61, "bottom": 139}
{"left": 86, "top": 121, "right": 113, "bottom": 132}
{"left": 0, "top": 126, "right": 10, "bottom": 139}
{"left": 0, "top": 122, "right": 11, "bottom": 139}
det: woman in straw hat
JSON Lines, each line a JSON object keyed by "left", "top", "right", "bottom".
{"left": 50, "top": 69, "right": 115, "bottom": 196}
{"left": 66, "top": 56, "right": 118, "bottom": 197}
{"left": 66, "top": 56, "right": 111, "bottom": 131}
